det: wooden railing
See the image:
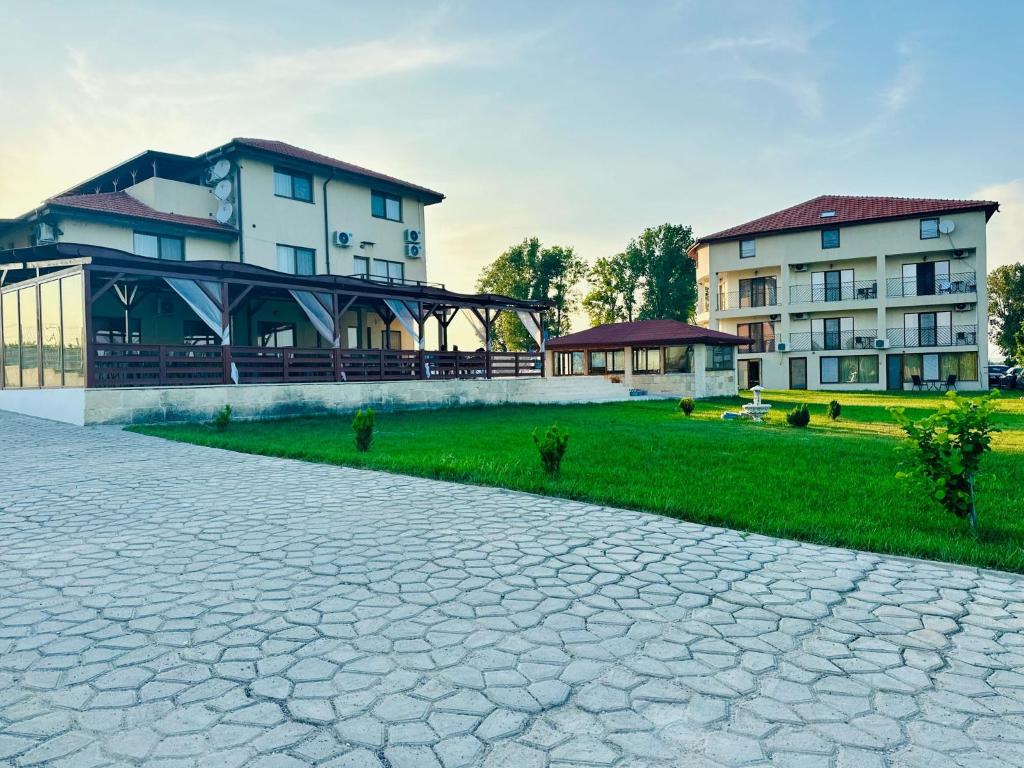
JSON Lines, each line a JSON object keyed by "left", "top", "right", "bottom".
{"left": 90, "top": 344, "right": 543, "bottom": 388}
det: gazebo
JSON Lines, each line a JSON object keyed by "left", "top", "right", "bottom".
{"left": 545, "top": 319, "right": 748, "bottom": 398}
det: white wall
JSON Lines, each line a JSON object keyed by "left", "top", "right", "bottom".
{"left": 0, "top": 388, "right": 85, "bottom": 425}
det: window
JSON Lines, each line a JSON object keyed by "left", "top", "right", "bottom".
{"left": 903, "top": 352, "right": 978, "bottom": 383}
{"left": 820, "top": 354, "right": 878, "bottom": 384}
{"left": 920, "top": 218, "right": 939, "bottom": 239}
{"left": 133, "top": 232, "right": 184, "bottom": 261}
{"left": 381, "top": 329, "right": 402, "bottom": 350}
{"left": 738, "top": 276, "right": 777, "bottom": 308}
{"left": 706, "top": 345, "right": 734, "bottom": 371}
{"left": 40, "top": 279, "right": 62, "bottom": 387}
{"left": 737, "top": 322, "right": 775, "bottom": 353}
{"left": 904, "top": 311, "right": 952, "bottom": 347}
{"left": 352, "top": 256, "right": 370, "bottom": 277}
{"left": 821, "top": 227, "right": 840, "bottom": 249}
{"left": 346, "top": 327, "right": 360, "bottom": 349}
{"left": 739, "top": 239, "right": 756, "bottom": 259}
{"left": 372, "top": 259, "right": 404, "bottom": 283}
{"left": 258, "top": 321, "right": 295, "bottom": 348}
{"left": 276, "top": 244, "right": 316, "bottom": 275}
{"left": 633, "top": 347, "right": 661, "bottom": 374}
{"left": 811, "top": 317, "right": 853, "bottom": 350}
{"left": 664, "top": 345, "right": 693, "bottom": 373}
{"left": 371, "top": 191, "right": 402, "bottom": 221}
{"left": 274, "top": 167, "right": 313, "bottom": 202}
{"left": 93, "top": 317, "right": 142, "bottom": 344}
{"left": 60, "top": 274, "right": 84, "bottom": 386}
{"left": 183, "top": 320, "right": 217, "bottom": 346}
{"left": 811, "top": 269, "right": 854, "bottom": 302}
{"left": 18, "top": 287, "right": 38, "bottom": 386}
{"left": 588, "top": 350, "right": 624, "bottom": 374}
{"left": 2, "top": 290, "right": 20, "bottom": 387}
{"left": 554, "top": 351, "right": 585, "bottom": 376}
{"left": 900, "top": 260, "right": 950, "bottom": 297}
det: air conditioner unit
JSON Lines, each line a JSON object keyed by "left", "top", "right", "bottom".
{"left": 769, "top": 314, "right": 781, "bottom": 321}
{"left": 333, "top": 231, "right": 355, "bottom": 248}
{"left": 34, "top": 222, "right": 58, "bottom": 245}
{"left": 953, "top": 302, "right": 975, "bottom": 312}
{"left": 405, "top": 243, "right": 423, "bottom": 258}
{"left": 404, "top": 229, "right": 422, "bottom": 244}
{"left": 776, "top": 342, "right": 788, "bottom": 353}
{"left": 792, "top": 263, "right": 808, "bottom": 272}
{"left": 791, "top": 312, "right": 810, "bottom": 320}
{"left": 951, "top": 249, "right": 968, "bottom": 259}
{"left": 874, "top": 338, "right": 891, "bottom": 350}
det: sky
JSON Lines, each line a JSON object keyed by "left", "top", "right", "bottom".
{"left": 1, "top": 0, "right": 1022, "bottom": 340}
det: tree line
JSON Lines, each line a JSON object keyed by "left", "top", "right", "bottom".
{"left": 476, "top": 224, "right": 697, "bottom": 350}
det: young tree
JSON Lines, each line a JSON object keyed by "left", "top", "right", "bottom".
{"left": 582, "top": 253, "right": 640, "bottom": 326}
{"left": 476, "top": 238, "right": 586, "bottom": 350}
{"left": 988, "top": 263, "right": 1024, "bottom": 362}
{"left": 626, "top": 224, "right": 697, "bottom": 321}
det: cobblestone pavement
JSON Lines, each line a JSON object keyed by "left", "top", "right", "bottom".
{"left": 1, "top": 411, "right": 1023, "bottom": 768}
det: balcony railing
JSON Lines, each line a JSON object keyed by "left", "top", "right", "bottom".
{"left": 89, "top": 345, "right": 543, "bottom": 388}
{"left": 738, "top": 338, "right": 776, "bottom": 353}
{"left": 789, "top": 280, "right": 878, "bottom": 304}
{"left": 885, "top": 325, "right": 978, "bottom": 348}
{"left": 886, "top": 272, "right": 977, "bottom": 299}
{"left": 716, "top": 287, "right": 779, "bottom": 311}
{"left": 788, "top": 329, "right": 878, "bottom": 352}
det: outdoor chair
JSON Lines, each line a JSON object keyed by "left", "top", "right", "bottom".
{"left": 911, "top": 374, "right": 924, "bottom": 391}
{"left": 944, "top": 374, "right": 958, "bottom": 390}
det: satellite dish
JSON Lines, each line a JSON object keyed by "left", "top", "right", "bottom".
{"left": 209, "top": 159, "right": 231, "bottom": 181}
{"left": 215, "top": 202, "right": 234, "bottom": 224}
{"left": 213, "top": 179, "right": 232, "bottom": 201}
{"left": 938, "top": 220, "right": 956, "bottom": 235}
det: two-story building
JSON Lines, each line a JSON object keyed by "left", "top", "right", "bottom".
{"left": 690, "top": 195, "right": 998, "bottom": 391}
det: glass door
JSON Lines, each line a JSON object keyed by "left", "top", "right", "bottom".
{"left": 789, "top": 357, "right": 807, "bottom": 389}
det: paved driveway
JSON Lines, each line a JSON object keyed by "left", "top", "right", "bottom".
{"left": 1, "top": 411, "right": 1022, "bottom": 768}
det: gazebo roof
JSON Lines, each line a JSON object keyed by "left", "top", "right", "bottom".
{"left": 547, "top": 319, "right": 748, "bottom": 348}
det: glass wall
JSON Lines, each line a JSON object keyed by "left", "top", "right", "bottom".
{"left": 2, "top": 291, "right": 18, "bottom": 388}
{"left": 0, "top": 272, "right": 86, "bottom": 389}
{"left": 903, "top": 352, "right": 978, "bottom": 383}
{"left": 664, "top": 345, "right": 694, "bottom": 373}
{"left": 706, "top": 345, "right": 734, "bottom": 371}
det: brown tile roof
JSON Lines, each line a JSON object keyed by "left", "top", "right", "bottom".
{"left": 698, "top": 195, "right": 999, "bottom": 243}
{"left": 231, "top": 138, "right": 445, "bottom": 202}
{"left": 547, "top": 319, "right": 748, "bottom": 348}
{"left": 46, "top": 191, "right": 233, "bottom": 234}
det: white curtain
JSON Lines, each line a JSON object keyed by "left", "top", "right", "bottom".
{"left": 465, "top": 309, "right": 488, "bottom": 349}
{"left": 290, "top": 290, "right": 337, "bottom": 347}
{"left": 164, "top": 277, "right": 238, "bottom": 383}
{"left": 515, "top": 309, "right": 544, "bottom": 350}
{"left": 384, "top": 300, "right": 422, "bottom": 350}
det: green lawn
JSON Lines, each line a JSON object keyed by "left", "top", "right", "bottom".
{"left": 129, "top": 390, "right": 1024, "bottom": 573}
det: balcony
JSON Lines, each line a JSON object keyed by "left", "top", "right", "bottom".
{"left": 885, "top": 325, "right": 978, "bottom": 349}
{"left": 789, "top": 280, "right": 878, "bottom": 304}
{"left": 716, "top": 287, "right": 779, "bottom": 311}
{"left": 738, "top": 338, "right": 776, "bottom": 354}
{"left": 788, "top": 330, "right": 878, "bottom": 352}
{"left": 886, "top": 272, "right": 977, "bottom": 299}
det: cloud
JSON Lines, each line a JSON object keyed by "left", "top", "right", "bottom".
{"left": 974, "top": 179, "right": 1024, "bottom": 272}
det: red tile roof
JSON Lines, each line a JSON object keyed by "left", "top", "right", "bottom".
{"left": 698, "top": 195, "right": 999, "bottom": 243}
{"left": 547, "top": 319, "right": 748, "bottom": 348}
{"left": 46, "top": 191, "right": 233, "bottom": 234}
{"left": 231, "top": 138, "right": 445, "bottom": 202}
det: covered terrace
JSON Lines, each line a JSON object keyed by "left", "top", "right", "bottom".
{"left": 0, "top": 243, "right": 548, "bottom": 390}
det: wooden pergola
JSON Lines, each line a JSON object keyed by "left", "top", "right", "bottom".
{"left": 0, "top": 243, "right": 548, "bottom": 389}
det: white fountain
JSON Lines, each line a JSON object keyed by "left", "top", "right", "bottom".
{"left": 741, "top": 385, "right": 772, "bottom": 422}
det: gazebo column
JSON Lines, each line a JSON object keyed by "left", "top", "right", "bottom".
{"left": 623, "top": 345, "right": 634, "bottom": 386}
{"left": 694, "top": 344, "right": 708, "bottom": 398}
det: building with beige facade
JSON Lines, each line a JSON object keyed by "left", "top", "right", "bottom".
{"left": 690, "top": 195, "right": 999, "bottom": 391}
{"left": 0, "top": 138, "right": 447, "bottom": 351}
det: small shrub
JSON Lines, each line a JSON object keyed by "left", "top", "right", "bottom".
{"left": 891, "top": 391, "right": 999, "bottom": 532}
{"left": 678, "top": 398, "right": 695, "bottom": 416}
{"left": 212, "top": 404, "right": 232, "bottom": 432}
{"left": 786, "top": 404, "right": 810, "bottom": 427}
{"left": 533, "top": 424, "right": 569, "bottom": 477}
{"left": 828, "top": 400, "right": 842, "bottom": 421}
{"left": 352, "top": 408, "right": 375, "bottom": 452}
